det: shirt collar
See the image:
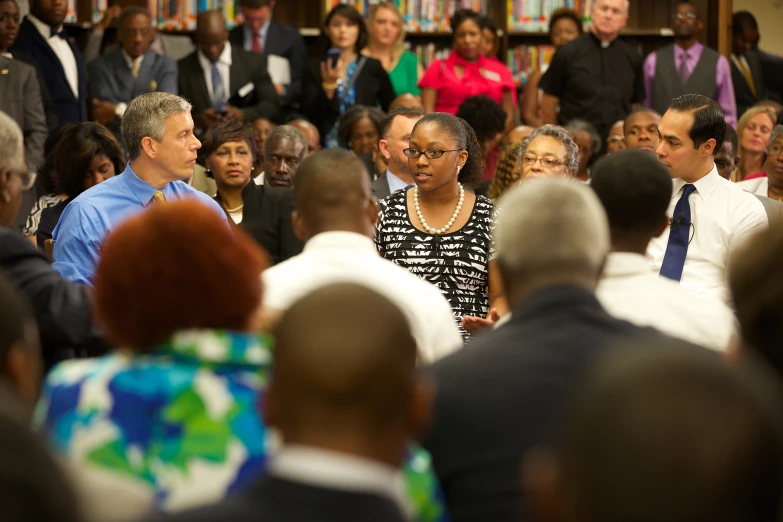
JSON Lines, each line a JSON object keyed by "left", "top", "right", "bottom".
{"left": 121, "top": 163, "right": 169, "bottom": 206}
{"left": 304, "top": 231, "right": 376, "bottom": 254}
{"left": 198, "top": 41, "right": 233, "bottom": 67}
{"left": 602, "top": 252, "right": 655, "bottom": 278}
{"left": 27, "top": 14, "right": 61, "bottom": 41}
{"left": 121, "top": 49, "right": 145, "bottom": 70}
{"left": 385, "top": 169, "right": 409, "bottom": 193}
{"left": 269, "top": 445, "right": 410, "bottom": 516}
{"left": 674, "top": 41, "right": 703, "bottom": 59}
{"left": 152, "top": 329, "right": 273, "bottom": 367}
{"left": 244, "top": 19, "right": 271, "bottom": 38}
{"left": 447, "top": 49, "right": 487, "bottom": 69}
{"left": 671, "top": 164, "right": 719, "bottom": 201}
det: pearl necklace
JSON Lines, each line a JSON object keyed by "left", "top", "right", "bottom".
{"left": 414, "top": 183, "right": 464, "bottom": 235}
{"left": 223, "top": 203, "right": 244, "bottom": 213}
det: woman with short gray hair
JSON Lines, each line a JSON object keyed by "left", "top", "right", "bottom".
{"left": 518, "top": 124, "right": 580, "bottom": 181}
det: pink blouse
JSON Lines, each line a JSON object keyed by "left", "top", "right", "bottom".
{"left": 419, "top": 51, "right": 515, "bottom": 115}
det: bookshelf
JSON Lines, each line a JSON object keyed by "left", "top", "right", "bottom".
{"left": 65, "top": 0, "right": 733, "bottom": 84}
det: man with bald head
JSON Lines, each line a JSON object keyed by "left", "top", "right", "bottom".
{"left": 149, "top": 283, "right": 433, "bottom": 522}
{"left": 178, "top": 10, "right": 279, "bottom": 133}
{"left": 424, "top": 179, "right": 661, "bottom": 522}
{"left": 262, "top": 149, "right": 460, "bottom": 363}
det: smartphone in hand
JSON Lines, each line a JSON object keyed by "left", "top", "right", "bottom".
{"left": 326, "top": 48, "right": 341, "bottom": 68}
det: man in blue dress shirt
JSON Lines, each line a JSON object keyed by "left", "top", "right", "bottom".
{"left": 52, "top": 92, "right": 226, "bottom": 285}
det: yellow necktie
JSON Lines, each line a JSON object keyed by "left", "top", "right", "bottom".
{"left": 152, "top": 190, "right": 166, "bottom": 204}
{"left": 131, "top": 61, "right": 139, "bottom": 79}
{"left": 737, "top": 57, "right": 757, "bottom": 98}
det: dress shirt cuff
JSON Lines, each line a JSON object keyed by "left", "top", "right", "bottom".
{"left": 115, "top": 102, "right": 127, "bottom": 118}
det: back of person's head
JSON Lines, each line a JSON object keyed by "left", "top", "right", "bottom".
{"left": 667, "top": 94, "right": 726, "bottom": 154}
{"left": 0, "top": 113, "right": 25, "bottom": 226}
{"left": 455, "top": 95, "right": 506, "bottom": 150}
{"left": 537, "top": 343, "right": 783, "bottom": 522}
{"left": 121, "top": 92, "right": 192, "bottom": 161}
{"left": 494, "top": 179, "right": 609, "bottom": 294}
{"left": 293, "top": 149, "right": 375, "bottom": 239}
{"left": 267, "top": 283, "right": 430, "bottom": 466}
{"left": 93, "top": 200, "right": 267, "bottom": 350}
{"left": 412, "top": 112, "right": 484, "bottom": 187}
{"left": 0, "top": 386, "right": 81, "bottom": 522}
{"left": 590, "top": 149, "right": 672, "bottom": 249}
{"left": 380, "top": 106, "right": 425, "bottom": 139}
{"left": 38, "top": 123, "right": 78, "bottom": 194}
{"left": 0, "top": 111, "right": 23, "bottom": 171}
{"left": 0, "top": 273, "right": 40, "bottom": 406}
{"left": 730, "top": 222, "right": 783, "bottom": 384}
{"left": 52, "top": 123, "right": 125, "bottom": 199}
{"left": 487, "top": 142, "right": 525, "bottom": 201}
{"left": 564, "top": 118, "right": 602, "bottom": 159}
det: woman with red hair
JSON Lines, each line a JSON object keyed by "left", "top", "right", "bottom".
{"left": 38, "top": 200, "right": 270, "bottom": 513}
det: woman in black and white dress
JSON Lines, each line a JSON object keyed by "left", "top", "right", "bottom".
{"left": 375, "top": 112, "right": 504, "bottom": 339}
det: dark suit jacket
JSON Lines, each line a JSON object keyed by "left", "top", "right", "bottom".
{"left": 303, "top": 56, "right": 395, "bottom": 144}
{"left": 423, "top": 286, "right": 662, "bottom": 522}
{"left": 0, "top": 228, "right": 106, "bottom": 370}
{"left": 88, "top": 48, "right": 179, "bottom": 140}
{"left": 12, "top": 17, "right": 87, "bottom": 124}
{"left": 372, "top": 173, "right": 392, "bottom": 199}
{"left": 756, "top": 49, "right": 783, "bottom": 104}
{"left": 146, "top": 474, "right": 408, "bottom": 522}
{"left": 13, "top": 50, "right": 59, "bottom": 131}
{"left": 178, "top": 46, "right": 280, "bottom": 129}
{"left": 0, "top": 56, "right": 47, "bottom": 171}
{"left": 228, "top": 21, "right": 307, "bottom": 108}
{"left": 216, "top": 183, "right": 302, "bottom": 265}
{"left": 731, "top": 52, "right": 766, "bottom": 118}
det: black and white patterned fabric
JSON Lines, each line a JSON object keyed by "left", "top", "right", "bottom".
{"left": 376, "top": 189, "right": 497, "bottom": 340}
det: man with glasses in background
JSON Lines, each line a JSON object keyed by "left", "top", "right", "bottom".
{"left": 643, "top": 1, "right": 736, "bottom": 127}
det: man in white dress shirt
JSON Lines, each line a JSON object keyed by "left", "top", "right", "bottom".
{"left": 648, "top": 94, "right": 767, "bottom": 300}
{"left": 262, "top": 149, "right": 462, "bottom": 363}
{"left": 592, "top": 149, "right": 736, "bottom": 351}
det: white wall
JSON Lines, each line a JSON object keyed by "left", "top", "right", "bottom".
{"left": 733, "top": 0, "right": 783, "bottom": 54}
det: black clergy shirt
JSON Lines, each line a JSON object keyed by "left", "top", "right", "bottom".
{"left": 539, "top": 31, "right": 645, "bottom": 139}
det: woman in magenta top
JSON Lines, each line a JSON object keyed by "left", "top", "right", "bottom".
{"left": 419, "top": 9, "right": 515, "bottom": 131}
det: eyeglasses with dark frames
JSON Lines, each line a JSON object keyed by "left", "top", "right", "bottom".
{"left": 403, "top": 148, "right": 462, "bottom": 160}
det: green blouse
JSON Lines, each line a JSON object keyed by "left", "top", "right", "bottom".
{"left": 389, "top": 51, "right": 421, "bottom": 96}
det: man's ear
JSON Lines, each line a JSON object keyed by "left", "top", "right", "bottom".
{"left": 140, "top": 136, "right": 156, "bottom": 159}
{"left": 701, "top": 137, "right": 717, "bottom": 156}
{"left": 733, "top": 154, "right": 740, "bottom": 170}
{"left": 378, "top": 139, "right": 391, "bottom": 161}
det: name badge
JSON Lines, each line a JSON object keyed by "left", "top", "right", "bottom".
{"left": 482, "top": 69, "right": 501, "bottom": 82}
{"left": 238, "top": 82, "right": 254, "bottom": 98}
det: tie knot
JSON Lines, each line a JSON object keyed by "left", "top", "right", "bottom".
{"left": 682, "top": 184, "right": 697, "bottom": 197}
{"left": 152, "top": 190, "right": 167, "bottom": 204}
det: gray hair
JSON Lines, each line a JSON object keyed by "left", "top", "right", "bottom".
{"left": 0, "top": 111, "right": 24, "bottom": 170}
{"left": 121, "top": 92, "right": 192, "bottom": 161}
{"left": 770, "top": 125, "right": 783, "bottom": 147}
{"left": 565, "top": 118, "right": 603, "bottom": 157}
{"left": 495, "top": 179, "right": 609, "bottom": 280}
{"left": 520, "top": 124, "right": 581, "bottom": 176}
{"left": 263, "top": 125, "right": 308, "bottom": 162}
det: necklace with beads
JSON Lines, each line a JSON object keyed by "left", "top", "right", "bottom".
{"left": 223, "top": 203, "right": 244, "bottom": 213}
{"left": 414, "top": 183, "right": 464, "bottom": 235}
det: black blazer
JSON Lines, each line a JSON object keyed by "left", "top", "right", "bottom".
{"left": 178, "top": 46, "right": 280, "bottom": 127}
{"left": 228, "top": 21, "right": 308, "bottom": 107}
{"left": 302, "top": 55, "right": 395, "bottom": 144}
{"left": 13, "top": 50, "right": 59, "bottom": 131}
{"left": 731, "top": 52, "right": 766, "bottom": 118}
{"left": 12, "top": 17, "right": 87, "bottom": 124}
{"left": 145, "top": 474, "right": 408, "bottom": 522}
{"left": 216, "top": 183, "right": 303, "bottom": 265}
{"left": 423, "top": 286, "right": 666, "bottom": 522}
{"left": 0, "top": 228, "right": 105, "bottom": 370}
{"left": 756, "top": 49, "right": 783, "bottom": 104}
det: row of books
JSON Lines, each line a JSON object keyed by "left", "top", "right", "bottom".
{"left": 506, "top": 44, "right": 554, "bottom": 86}
{"left": 410, "top": 43, "right": 452, "bottom": 70}
{"left": 507, "top": 0, "right": 593, "bottom": 32}
{"left": 66, "top": 0, "right": 245, "bottom": 29}
{"left": 326, "top": 0, "right": 488, "bottom": 32}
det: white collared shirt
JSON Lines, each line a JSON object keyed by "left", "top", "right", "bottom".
{"left": 596, "top": 252, "right": 737, "bottom": 352}
{"left": 121, "top": 48, "right": 144, "bottom": 75}
{"left": 197, "top": 41, "right": 232, "bottom": 105}
{"left": 647, "top": 165, "right": 768, "bottom": 301}
{"left": 253, "top": 171, "right": 265, "bottom": 185}
{"left": 270, "top": 445, "right": 410, "bottom": 516}
{"left": 736, "top": 176, "right": 768, "bottom": 197}
{"left": 262, "top": 231, "right": 462, "bottom": 363}
{"left": 242, "top": 18, "right": 271, "bottom": 52}
{"left": 27, "top": 14, "right": 78, "bottom": 97}
{"left": 385, "top": 169, "right": 409, "bottom": 194}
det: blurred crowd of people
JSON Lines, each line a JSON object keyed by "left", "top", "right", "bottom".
{"left": 2, "top": 0, "right": 783, "bottom": 521}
